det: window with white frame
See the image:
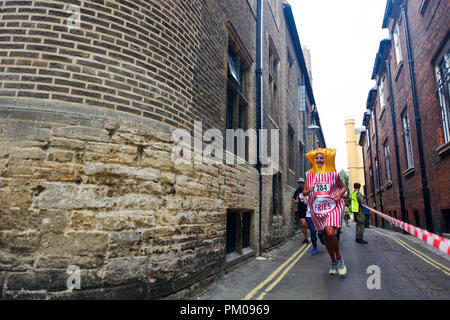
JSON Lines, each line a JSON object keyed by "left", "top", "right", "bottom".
{"left": 434, "top": 40, "right": 450, "bottom": 144}
{"left": 393, "top": 22, "right": 403, "bottom": 66}
{"left": 384, "top": 142, "right": 392, "bottom": 182}
{"left": 378, "top": 78, "right": 386, "bottom": 110}
{"left": 402, "top": 110, "right": 414, "bottom": 168}
{"left": 372, "top": 111, "right": 376, "bottom": 135}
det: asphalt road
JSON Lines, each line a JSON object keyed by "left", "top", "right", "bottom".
{"left": 196, "top": 222, "right": 450, "bottom": 300}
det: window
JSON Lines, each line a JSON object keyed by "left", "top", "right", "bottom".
{"left": 378, "top": 78, "right": 386, "bottom": 110}
{"left": 228, "top": 47, "right": 241, "bottom": 86}
{"left": 375, "top": 159, "right": 381, "bottom": 188}
{"left": 299, "top": 141, "right": 304, "bottom": 175}
{"left": 369, "top": 166, "right": 374, "bottom": 194}
{"left": 367, "top": 127, "right": 371, "bottom": 148}
{"left": 226, "top": 28, "right": 252, "bottom": 160}
{"left": 269, "top": 38, "right": 279, "bottom": 123}
{"left": 393, "top": 22, "right": 403, "bottom": 66}
{"left": 443, "top": 209, "right": 450, "bottom": 234}
{"left": 287, "top": 49, "right": 294, "bottom": 98}
{"left": 402, "top": 110, "right": 414, "bottom": 168}
{"left": 434, "top": 41, "right": 450, "bottom": 144}
{"left": 226, "top": 211, "right": 237, "bottom": 254}
{"left": 384, "top": 142, "right": 392, "bottom": 182}
{"left": 414, "top": 210, "right": 420, "bottom": 228}
{"left": 298, "top": 84, "right": 306, "bottom": 112}
{"left": 372, "top": 111, "right": 376, "bottom": 134}
{"left": 226, "top": 210, "right": 253, "bottom": 255}
{"left": 272, "top": 172, "right": 282, "bottom": 216}
{"left": 288, "top": 125, "right": 295, "bottom": 170}
{"left": 418, "top": 0, "right": 429, "bottom": 15}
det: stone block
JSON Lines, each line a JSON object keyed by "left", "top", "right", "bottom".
{"left": 38, "top": 232, "right": 108, "bottom": 256}
{"left": 0, "top": 230, "right": 40, "bottom": 252}
{"left": 68, "top": 211, "right": 96, "bottom": 231}
{"left": 33, "top": 182, "right": 112, "bottom": 210}
{"left": 53, "top": 126, "right": 110, "bottom": 143}
{"left": 102, "top": 257, "right": 148, "bottom": 284}
{"left": 0, "top": 120, "right": 50, "bottom": 141}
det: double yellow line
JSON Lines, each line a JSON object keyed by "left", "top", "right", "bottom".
{"left": 243, "top": 242, "right": 312, "bottom": 300}
{"left": 371, "top": 229, "right": 450, "bottom": 276}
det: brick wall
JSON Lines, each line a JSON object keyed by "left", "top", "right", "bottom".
{"left": 0, "top": 0, "right": 225, "bottom": 131}
{"left": 364, "top": 0, "right": 449, "bottom": 233}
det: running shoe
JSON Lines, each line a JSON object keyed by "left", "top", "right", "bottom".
{"left": 337, "top": 258, "right": 347, "bottom": 276}
{"left": 302, "top": 238, "right": 308, "bottom": 244}
{"left": 329, "top": 262, "right": 338, "bottom": 275}
{"left": 311, "top": 248, "right": 318, "bottom": 255}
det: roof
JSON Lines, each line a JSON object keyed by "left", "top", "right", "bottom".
{"left": 366, "top": 87, "right": 378, "bottom": 110}
{"left": 283, "top": 3, "right": 326, "bottom": 147}
{"left": 282, "top": 3, "right": 315, "bottom": 106}
{"left": 382, "top": 0, "right": 403, "bottom": 29}
{"left": 371, "top": 39, "right": 391, "bottom": 79}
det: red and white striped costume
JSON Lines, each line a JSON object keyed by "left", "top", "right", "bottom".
{"left": 306, "top": 171, "right": 345, "bottom": 231}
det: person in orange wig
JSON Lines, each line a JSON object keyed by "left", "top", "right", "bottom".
{"left": 303, "top": 148, "right": 347, "bottom": 276}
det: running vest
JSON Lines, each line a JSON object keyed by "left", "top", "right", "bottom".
{"left": 351, "top": 191, "right": 359, "bottom": 213}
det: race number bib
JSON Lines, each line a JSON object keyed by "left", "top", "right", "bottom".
{"left": 312, "top": 197, "right": 336, "bottom": 215}
{"left": 314, "top": 181, "right": 330, "bottom": 197}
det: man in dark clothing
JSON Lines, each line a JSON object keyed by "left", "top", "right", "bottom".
{"left": 351, "top": 182, "right": 368, "bottom": 244}
{"left": 293, "top": 178, "right": 309, "bottom": 244}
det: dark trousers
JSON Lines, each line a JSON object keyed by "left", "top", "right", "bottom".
{"left": 355, "top": 212, "right": 365, "bottom": 239}
{"left": 306, "top": 217, "right": 317, "bottom": 249}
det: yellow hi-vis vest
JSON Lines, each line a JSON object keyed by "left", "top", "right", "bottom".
{"left": 351, "top": 191, "right": 359, "bottom": 213}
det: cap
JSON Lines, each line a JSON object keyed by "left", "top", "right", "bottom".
{"left": 297, "top": 178, "right": 305, "bottom": 183}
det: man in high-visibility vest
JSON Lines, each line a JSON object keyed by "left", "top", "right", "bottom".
{"left": 351, "top": 183, "right": 368, "bottom": 244}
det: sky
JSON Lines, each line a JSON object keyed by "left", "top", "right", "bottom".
{"left": 289, "top": 0, "right": 389, "bottom": 172}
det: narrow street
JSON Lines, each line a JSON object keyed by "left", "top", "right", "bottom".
{"left": 196, "top": 223, "right": 450, "bottom": 300}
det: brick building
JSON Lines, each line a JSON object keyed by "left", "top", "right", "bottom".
{"left": 359, "top": 0, "right": 449, "bottom": 235}
{"left": 0, "top": 0, "right": 323, "bottom": 299}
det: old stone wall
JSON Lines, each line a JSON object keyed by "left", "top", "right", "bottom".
{"left": 0, "top": 99, "right": 259, "bottom": 298}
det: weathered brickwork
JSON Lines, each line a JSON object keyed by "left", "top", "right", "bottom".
{"left": 363, "top": 0, "right": 449, "bottom": 234}
{"left": 0, "top": 0, "right": 317, "bottom": 298}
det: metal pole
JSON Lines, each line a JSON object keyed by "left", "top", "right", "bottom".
{"left": 256, "top": 0, "right": 264, "bottom": 256}
{"left": 401, "top": 4, "right": 433, "bottom": 232}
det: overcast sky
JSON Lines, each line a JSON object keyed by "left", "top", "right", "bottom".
{"left": 289, "top": 0, "right": 389, "bottom": 172}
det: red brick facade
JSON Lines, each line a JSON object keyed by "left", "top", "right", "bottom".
{"left": 361, "top": 0, "right": 450, "bottom": 234}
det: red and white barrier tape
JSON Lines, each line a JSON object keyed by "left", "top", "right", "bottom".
{"left": 363, "top": 205, "right": 450, "bottom": 256}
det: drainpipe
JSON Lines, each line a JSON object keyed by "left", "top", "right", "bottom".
{"left": 384, "top": 56, "right": 407, "bottom": 228}
{"left": 400, "top": 4, "right": 433, "bottom": 232}
{"left": 256, "top": 0, "right": 264, "bottom": 255}
{"left": 372, "top": 103, "right": 384, "bottom": 228}
{"left": 367, "top": 128, "right": 378, "bottom": 227}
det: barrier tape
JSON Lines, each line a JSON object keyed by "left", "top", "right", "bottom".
{"left": 362, "top": 205, "right": 450, "bottom": 256}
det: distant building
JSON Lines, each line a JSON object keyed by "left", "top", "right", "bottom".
{"left": 302, "top": 45, "right": 313, "bottom": 87}
{"left": 345, "top": 117, "right": 365, "bottom": 194}
{"left": 360, "top": 0, "right": 449, "bottom": 234}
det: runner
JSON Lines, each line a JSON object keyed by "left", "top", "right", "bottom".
{"left": 292, "top": 178, "right": 309, "bottom": 244}
{"left": 303, "top": 148, "right": 347, "bottom": 276}
{"left": 303, "top": 193, "right": 319, "bottom": 255}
